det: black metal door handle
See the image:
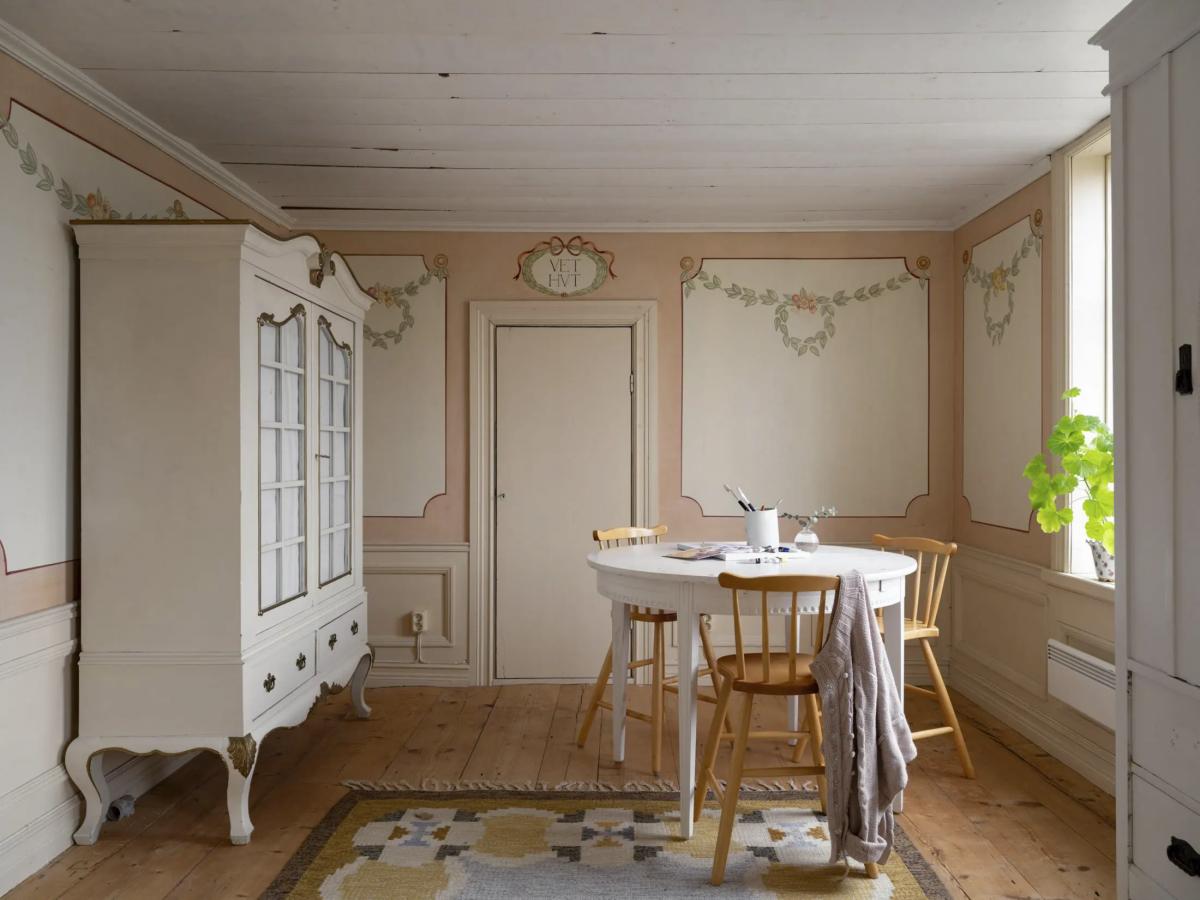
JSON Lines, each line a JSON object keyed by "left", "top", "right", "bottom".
{"left": 1168, "top": 836, "right": 1200, "bottom": 877}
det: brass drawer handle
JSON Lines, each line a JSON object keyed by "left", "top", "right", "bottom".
{"left": 263, "top": 673, "right": 276, "bottom": 693}
{"left": 351, "top": 620, "right": 359, "bottom": 636}
{"left": 296, "top": 652, "right": 306, "bottom": 671}
{"left": 328, "top": 633, "right": 338, "bottom": 650}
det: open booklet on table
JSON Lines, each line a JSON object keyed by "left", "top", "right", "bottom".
{"left": 666, "top": 542, "right": 802, "bottom": 562}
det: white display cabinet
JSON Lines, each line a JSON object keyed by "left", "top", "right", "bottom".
{"left": 66, "top": 222, "right": 373, "bottom": 845}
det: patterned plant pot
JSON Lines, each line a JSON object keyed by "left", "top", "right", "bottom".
{"left": 1087, "top": 540, "right": 1115, "bottom": 583}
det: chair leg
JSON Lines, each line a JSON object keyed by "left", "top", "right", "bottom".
{"left": 698, "top": 618, "right": 731, "bottom": 732}
{"left": 694, "top": 675, "right": 734, "bottom": 822}
{"left": 805, "top": 693, "right": 826, "bottom": 814}
{"left": 712, "top": 693, "right": 754, "bottom": 887}
{"left": 865, "top": 862, "right": 879, "bottom": 878}
{"left": 577, "top": 645, "right": 613, "bottom": 747}
{"left": 651, "top": 623, "right": 664, "bottom": 776}
{"left": 921, "top": 638, "right": 975, "bottom": 779}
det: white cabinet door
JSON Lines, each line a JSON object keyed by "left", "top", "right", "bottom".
{"left": 314, "top": 311, "right": 355, "bottom": 597}
{"left": 494, "top": 326, "right": 634, "bottom": 680}
{"left": 255, "top": 282, "right": 312, "bottom": 634}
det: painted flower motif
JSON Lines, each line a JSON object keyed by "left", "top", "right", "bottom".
{"left": 365, "top": 283, "right": 403, "bottom": 307}
{"left": 789, "top": 288, "right": 818, "bottom": 314}
{"left": 86, "top": 190, "right": 113, "bottom": 219}
{"left": 989, "top": 265, "right": 1009, "bottom": 293}
{"left": 167, "top": 198, "right": 186, "bottom": 219}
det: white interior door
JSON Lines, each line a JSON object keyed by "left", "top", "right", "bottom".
{"left": 494, "top": 325, "right": 634, "bottom": 680}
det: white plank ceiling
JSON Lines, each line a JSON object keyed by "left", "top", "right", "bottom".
{"left": 0, "top": 0, "right": 1123, "bottom": 230}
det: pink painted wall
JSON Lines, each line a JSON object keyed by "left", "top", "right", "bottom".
{"left": 321, "top": 230, "right": 958, "bottom": 549}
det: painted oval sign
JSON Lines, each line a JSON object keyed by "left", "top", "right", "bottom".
{"left": 515, "top": 235, "right": 615, "bottom": 297}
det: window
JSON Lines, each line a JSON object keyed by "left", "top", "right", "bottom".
{"left": 1058, "top": 125, "right": 1114, "bottom": 575}
{"left": 259, "top": 305, "right": 307, "bottom": 609}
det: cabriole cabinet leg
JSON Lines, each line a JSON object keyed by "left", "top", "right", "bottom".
{"left": 225, "top": 734, "right": 258, "bottom": 845}
{"left": 65, "top": 740, "right": 110, "bottom": 845}
{"left": 350, "top": 651, "right": 373, "bottom": 719}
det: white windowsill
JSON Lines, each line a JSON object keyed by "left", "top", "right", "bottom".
{"left": 1039, "top": 568, "right": 1116, "bottom": 602}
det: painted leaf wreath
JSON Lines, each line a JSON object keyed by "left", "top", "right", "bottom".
{"left": 684, "top": 268, "right": 923, "bottom": 358}
{"left": 964, "top": 231, "right": 1041, "bottom": 345}
{"left": 1, "top": 109, "right": 188, "bottom": 220}
{"left": 362, "top": 266, "right": 447, "bottom": 349}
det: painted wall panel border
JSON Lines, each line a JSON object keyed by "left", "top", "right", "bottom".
{"left": 961, "top": 212, "right": 1044, "bottom": 533}
{"left": 680, "top": 255, "right": 931, "bottom": 519}
{"left": 953, "top": 175, "right": 1053, "bottom": 566}
{"left": 0, "top": 99, "right": 217, "bottom": 588}
{"left": 346, "top": 254, "right": 449, "bottom": 518}
{"left": 364, "top": 544, "right": 470, "bottom": 686}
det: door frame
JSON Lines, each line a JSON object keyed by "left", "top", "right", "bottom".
{"left": 469, "top": 300, "right": 658, "bottom": 685}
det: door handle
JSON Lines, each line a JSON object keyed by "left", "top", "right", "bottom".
{"left": 1177, "top": 344, "right": 1194, "bottom": 395}
{"left": 1169, "top": 836, "right": 1200, "bottom": 877}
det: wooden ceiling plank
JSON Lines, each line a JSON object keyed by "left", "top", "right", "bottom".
{"left": 206, "top": 146, "right": 1052, "bottom": 169}
{"left": 0, "top": 0, "right": 1129, "bottom": 39}
{"left": 89, "top": 70, "right": 1109, "bottom": 102}
{"left": 115, "top": 96, "right": 1109, "bottom": 129}
{"left": 229, "top": 163, "right": 1029, "bottom": 192}
{"left": 18, "top": 32, "right": 1110, "bottom": 76}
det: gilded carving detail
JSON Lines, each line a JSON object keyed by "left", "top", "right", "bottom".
{"left": 227, "top": 734, "right": 258, "bottom": 777}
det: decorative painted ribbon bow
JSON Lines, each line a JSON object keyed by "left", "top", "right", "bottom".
{"left": 513, "top": 235, "right": 618, "bottom": 279}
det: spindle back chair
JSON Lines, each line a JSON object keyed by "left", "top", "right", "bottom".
{"left": 872, "top": 534, "right": 973, "bottom": 778}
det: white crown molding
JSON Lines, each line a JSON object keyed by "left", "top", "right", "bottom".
{"left": 1091, "top": 0, "right": 1200, "bottom": 94}
{"left": 0, "top": 20, "right": 293, "bottom": 228}
{"left": 291, "top": 214, "right": 953, "bottom": 233}
{"left": 947, "top": 155, "right": 1053, "bottom": 231}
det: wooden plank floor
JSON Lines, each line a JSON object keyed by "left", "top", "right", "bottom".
{"left": 11, "top": 685, "right": 1115, "bottom": 899}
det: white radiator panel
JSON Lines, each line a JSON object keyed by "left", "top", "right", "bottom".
{"left": 1047, "top": 638, "right": 1116, "bottom": 730}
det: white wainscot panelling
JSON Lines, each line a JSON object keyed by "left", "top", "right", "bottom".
{"left": 682, "top": 257, "right": 928, "bottom": 517}
{"left": 364, "top": 544, "right": 470, "bottom": 685}
{"left": 0, "top": 102, "right": 214, "bottom": 574}
{"left": 948, "top": 546, "right": 1116, "bottom": 792}
{"left": 962, "top": 216, "right": 1043, "bottom": 531}
{"left": 348, "top": 255, "right": 447, "bottom": 518}
{"left": 0, "top": 604, "right": 191, "bottom": 894}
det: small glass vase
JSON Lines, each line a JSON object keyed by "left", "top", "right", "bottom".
{"left": 793, "top": 517, "right": 820, "bottom": 554}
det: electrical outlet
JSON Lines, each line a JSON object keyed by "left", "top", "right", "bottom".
{"left": 411, "top": 611, "right": 427, "bottom": 634}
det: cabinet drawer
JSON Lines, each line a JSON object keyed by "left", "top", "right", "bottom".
{"left": 1131, "top": 774, "right": 1200, "bottom": 898}
{"left": 247, "top": 632, "right": 316, "bottom": 721}
{"left": 317, "top": 603, "right": 367, "bottom": 678}
{"left": 1132, "top": 673, "right": 1200, "bottom": 806}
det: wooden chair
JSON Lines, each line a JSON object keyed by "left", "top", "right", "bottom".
{"left": 696, "top": 572, "right": 879, "bottom": 885}
{"left": 872, "top": 534, "right": 974, "bottom": 779}
{"left": 576, "top": 525, "right": 726, "bottom": 776}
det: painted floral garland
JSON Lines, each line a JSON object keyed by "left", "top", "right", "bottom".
{"left": 0, "top": 109, "right": 187, "bottom": 220}
{"left": 362, "top": 264, "right": 447, "bottom": 349}
{"left": 964, "top": 231, "right": 1041, "bottom": 345}
{"left": 683, "top": 267, "right": 925, "bottom": 358}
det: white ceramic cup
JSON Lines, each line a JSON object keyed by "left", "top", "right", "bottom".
{"left": 744, "top": 509, "right": 780, "bottom": 548}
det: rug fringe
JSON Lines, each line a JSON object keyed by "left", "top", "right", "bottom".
{"left": 341, "top": 777, "right": 820, "bottom": 793}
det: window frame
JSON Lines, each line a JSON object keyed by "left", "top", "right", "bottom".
{"left": 1049, "top": 119, "right": 1114, "bottom": 577}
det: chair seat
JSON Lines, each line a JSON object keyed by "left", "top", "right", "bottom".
{"left": 716, "top": 653, "right": 818, "bottom": 695}
{"left": 631, "top": 608, "right": 678, "bottom": 624}
{"left": 877, "top": 616, "right": 940, "bottom": 641}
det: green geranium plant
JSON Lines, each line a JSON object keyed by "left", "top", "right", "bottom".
{"left": 1023, "top": 388, "right": 1115, "bottom": 553}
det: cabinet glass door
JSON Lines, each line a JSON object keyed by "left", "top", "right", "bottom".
{"left": 259, "top": 303, "right": 307, "bottom": 611}
{"left": 318, "top": 316, "right": 353, "bottom": 585}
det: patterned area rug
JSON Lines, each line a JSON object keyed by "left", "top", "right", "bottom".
{"left": 262, "top": 789, "right": 948, "bottom": 898}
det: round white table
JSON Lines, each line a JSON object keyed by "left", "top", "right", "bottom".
{"left": 587, "top": 543, "right": 917, "bottom": 838}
